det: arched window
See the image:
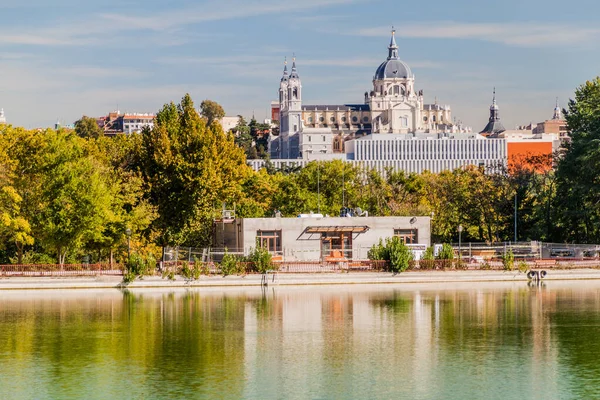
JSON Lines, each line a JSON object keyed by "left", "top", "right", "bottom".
{"left": 394, "top": 85, "right": 400, "bottom": 95}
{"left": 293, "top": 88, "right": 298, "bottom": 99}
{"left": 423, "top": 116, "right": 428, "bottom": 122}
{"left": 333, "top": 137, "right": 343, "bottom": 152}
{"left": 432, "top": 116, "right": 436, "bottom": 122}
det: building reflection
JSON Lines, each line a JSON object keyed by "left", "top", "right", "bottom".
{"left": 3, "top": 282, "right": 600, "bottom": 398}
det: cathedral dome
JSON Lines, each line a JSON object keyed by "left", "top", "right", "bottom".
{"left": 374, "top": 59, "right": 412, "bottom": 80}
{"left": 374, "top": 30, "right": 412, "bottom": 80}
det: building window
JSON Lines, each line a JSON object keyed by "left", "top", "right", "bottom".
{"left": 322, "top": 135, "right": 326, "bottom": 142}
{"left": 330, "top": 116, "right": 335, "bottom": 122}
{"left": 333, "top": 137, "right": 342, "bottom": 152}
{"left": 352, "top": 116, "right": 358, "bottom": 123}
{"left": 308, "top": 136, "right": 312, "bottom": 142}
{"left": 394, "top": 229, "right": 418, "bottom": 244}
{"left": 308, "top": 117, "right": 313, "bottom": 123}
{"left": 321, "top": 232, "right": 352, "bottom": 260}
{"left": 432, "top": 116, "right": 436, "bottom": 122}
{"left": 423, "top": 116, "right": 428, "bottom": 122}
{"left": 319, "top": 117, "right": 324, "bottom": 123}
{"left": 341, "top": 116, "right": 347, "bottom": 122}
{"left": 363, "top": 116, "right": 369, "bottom": 122}
{"left": 257, "top": 230, "right": 282, "bottom": 254}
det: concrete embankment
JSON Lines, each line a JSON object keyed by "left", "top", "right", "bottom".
{"left": 2, "top": 269, "right": 600, "bottom": 290}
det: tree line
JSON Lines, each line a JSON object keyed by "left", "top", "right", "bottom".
{"left": 0, "top": 78, "right": 598, "bottom": 265}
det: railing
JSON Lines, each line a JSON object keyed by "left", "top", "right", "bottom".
{"left": 0, "top": 264, "right": 125, "bottom": 277}
{"left": 159, "top": 260, "right": 389, "bottom": 274}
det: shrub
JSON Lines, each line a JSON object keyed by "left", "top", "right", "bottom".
{"left": 437, "top": 244, "right": 455, "bottom": 260}
{"left": 368, "top": 239, "right": 388, "bottom": 261}
{"left": 502, "top": 249, "right": 515, "bottom": 271}
{"left": 368, "top": 237, "right": 413, "bottom": 273}
{"left": 419, "top": 246, "right": 436, "bottom": 270}
{"left": 423, "top": 246, "right": 435, "bottom": 261}
{"left": 248, "top": 246, "right": 275, "bottom": 274}
{"left": 220, "top": 251, "right": 240, "bottom": 276}
{"left": 387, "top": 237, "right": 413, "bottom": 273}
{"left": 180, "top": 261, "right": 193, "bottom": 280}
{"left": 123, "top": 253, "right": 153, "bottom": 284}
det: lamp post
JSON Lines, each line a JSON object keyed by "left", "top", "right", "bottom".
{"left": 126, "top": 228, "right": 132, "bottom": 260}
{"left": 430, "top": 212, "right": 435, "bottom": 246}
{"left": 458, "top": 225, "right": 463, "bottom": 265}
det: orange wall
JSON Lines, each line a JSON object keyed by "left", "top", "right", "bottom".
{"left": 507, "top": 141, "right": 553, "bottom": 173}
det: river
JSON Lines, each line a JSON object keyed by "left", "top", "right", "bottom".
{"left": 1, "top": 282, "right": 600, "bottom": 399}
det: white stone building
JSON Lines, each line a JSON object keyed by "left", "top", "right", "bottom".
{"left": 271, "top": 30, "right": 470, "bottom": 161}
{"left": 214, "top": 216, "right": 431, "bottom": 262}
{"left": 123, "top": 113, "right": 155, "bottom": 134}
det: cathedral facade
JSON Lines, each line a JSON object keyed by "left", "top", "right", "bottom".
{"left": 271, "top": 30, "right": 464, "bottom": 160}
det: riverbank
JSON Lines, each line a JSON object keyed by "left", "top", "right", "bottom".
{"left": 2, "top": 268, "right": 600, "bottom": 290}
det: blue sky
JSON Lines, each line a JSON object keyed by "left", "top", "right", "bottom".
{"left": 0, "top": 0, "right": 598, "bottom": 129}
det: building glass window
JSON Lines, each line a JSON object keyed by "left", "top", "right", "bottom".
{"left": 394, "top": 229, "right": 418, "bottom": 244}
{"left": 308, "top": 117, "right": 313, "bottom": 123}
{"left": 257, "top": 230, "right": 282, "bottom": 254}
{"left": 319, "top": 117, "right": 324, "bottom": 123}
{"left": 330, "top": 116, "right": 335, "bottom": 122}
{"left": 363, "top": 116, "right": 369, "bottom": 122}
{"left": 321, "top": 232, "right": 352, "bottom": 260}
{"left": 352, "top": 116, "right": 358, "bottom": 123}
{"left": 341, "top": 116, "right": 347, "bottom": 122}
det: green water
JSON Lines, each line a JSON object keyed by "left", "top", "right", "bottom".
{"left": 2, "top": 282, "right": 600, "bottom": 399}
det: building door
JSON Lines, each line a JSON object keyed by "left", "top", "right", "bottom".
{"left": 321, "top": 232, "right": 352, "bottom": 260}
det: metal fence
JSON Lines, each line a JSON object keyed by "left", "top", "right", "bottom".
{"left": 160, "top": 260, "right": 389, "bottom": 274}
{"left": 163, "top": 246, "right": 374, "bottom": 263}
{"left": 452, "top": 241, "right": 600, "bottom": 261}
{"left": 0, "top": 264, "right": 125, "bottom": 277}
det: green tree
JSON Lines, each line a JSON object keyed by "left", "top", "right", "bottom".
{"left": 136, "top": 94, "right": 248, "bottom": 246}
{"left": 74, "top": 116, "right": 103, "bottom": 139}
{"left": 554, "top": 77, "right": 600, "bottom": 243}
{"left": 200, "top": 100, "right": 226, "bottom": 126}
{"left": 36, "top": 131, "right": 115, "bottom": 265}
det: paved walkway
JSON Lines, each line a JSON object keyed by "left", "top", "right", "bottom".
{"left": 1, "top": 269, "right": 600, "bottom": 290}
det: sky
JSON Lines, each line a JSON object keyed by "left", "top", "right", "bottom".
{"left": 0, "top": 0, "right": 599, "bottom": 130}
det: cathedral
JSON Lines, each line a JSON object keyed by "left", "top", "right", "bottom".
{"left": 271, "top": 30, "right": 469, "bottom": 160}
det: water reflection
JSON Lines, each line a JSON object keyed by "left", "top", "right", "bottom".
{"left": 1, "top": 283, "right": 600, "bottom": 399}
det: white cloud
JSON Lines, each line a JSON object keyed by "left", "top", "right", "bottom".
{"left": 100, "top": 0, "right": 359, "bottom": 32}
{"left": 357, "top": 22, "right": 600, "bottom": 47}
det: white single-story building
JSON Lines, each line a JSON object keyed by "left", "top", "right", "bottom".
{"left": 214, "top": 215, "right": 431, "bottom": 261}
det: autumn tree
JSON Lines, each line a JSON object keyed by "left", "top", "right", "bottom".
{"left": 75, "top": 116, "right": 103, "bottom": 139}
{"left": 200, "top": 100, "right": 225, "bottom": 126}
